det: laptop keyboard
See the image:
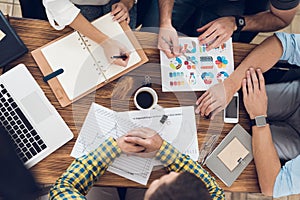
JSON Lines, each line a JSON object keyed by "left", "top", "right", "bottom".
{"left": 0, "top": 84, "right": 47, "bottom": 163}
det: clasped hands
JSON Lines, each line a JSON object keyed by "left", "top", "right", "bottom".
{"left": 116, "top": 127, "right": 163, "bottom": 157}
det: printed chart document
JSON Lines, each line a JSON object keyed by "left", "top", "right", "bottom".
{"left": 217, "top": 137, "right": 249, "bottom": 171}
{"left": 71, "top": 103, "right": 199, "bottom": 185}
{"left": 160, "top": 37, "right": 234, "bottom": 92}
{"left": 119, "top": 106, "right": 199, "bottom": 162}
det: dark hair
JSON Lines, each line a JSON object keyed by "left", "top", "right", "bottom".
{"left": 149, "top": 172, "right": 211, "bottom": 200}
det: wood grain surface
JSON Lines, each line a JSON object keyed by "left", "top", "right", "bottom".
{"left": 6, "top": 17, "right": 259, "bottom": 192}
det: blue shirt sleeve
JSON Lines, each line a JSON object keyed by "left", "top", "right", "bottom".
{"left": 275, "top": 32, "right": 300, "bottom": 66}
{"left": 273, "top": 155, "right": 300, "bottom": 198}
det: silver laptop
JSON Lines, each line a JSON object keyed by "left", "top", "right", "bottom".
{"left": 0, "top": 64, "right": 73, "bottom": 168}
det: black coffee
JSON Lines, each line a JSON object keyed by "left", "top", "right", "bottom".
{"left": 136, "top": 91, "right": 154, "bottom": 109}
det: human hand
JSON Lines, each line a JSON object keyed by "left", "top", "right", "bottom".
{"left": 111, "top": 2, "right": 130, "bottom": 24}
{"left": 242, "top": 68, "right": 268, "bottom": 119}
{"left": 101, "top": 38, "right": 130, "bottom": 67}
{"left": 116, "top": 136, "right": 145, "bottom": 154}
{"left": 197, "top": 16, "right": 236, "bottom": 51}
{"left": 195, "top": 81, "right": 235, "bottom": 120}
{"left": 124, "top": 128, "right": 163, "bottom": 157}
{"left": 158, "top": 25, "right": 181, "bottom": 58}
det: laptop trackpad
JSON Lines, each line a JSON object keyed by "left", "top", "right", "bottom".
{"left": 21, "top": 92, "right": 52, "bottom": 124}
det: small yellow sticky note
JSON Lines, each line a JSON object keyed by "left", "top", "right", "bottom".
{"left": 0, "top": 29, "right": 6, "bottom": 41}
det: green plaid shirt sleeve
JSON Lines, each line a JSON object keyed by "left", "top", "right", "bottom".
{"left": 155, "top": 141, "right": 225, "bottom": 200}
{"left": 49, "top": 137, "right": 121, "bottom": 200}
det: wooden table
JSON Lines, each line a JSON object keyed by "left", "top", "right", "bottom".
{"left": 6, "top": 17, "right": 259, "bottom": 193}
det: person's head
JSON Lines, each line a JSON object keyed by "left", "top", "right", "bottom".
{"left": 144, "top": 171, "right": 211, "bottom": 200}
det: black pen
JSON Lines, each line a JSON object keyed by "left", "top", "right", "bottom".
{"left": 111, "top": 55, "right": 128, "bottom": 60}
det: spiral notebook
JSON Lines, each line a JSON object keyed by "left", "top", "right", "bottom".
{"left": 31, "top": 14, "right": 148, "bottom": 107}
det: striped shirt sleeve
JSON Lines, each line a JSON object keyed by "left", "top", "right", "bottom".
{"left": 155, "top": 141, "right": 225, "bottom": 200}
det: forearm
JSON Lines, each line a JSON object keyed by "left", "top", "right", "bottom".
{"left": 69, "top": 13, "right": 109, "bottom": 44}
{"left": 120, "top": 0, "right": 135, "bottom": 10}
{"left": 159, "top": 0, "right": 174, "bottom": 26}
{"left": 49, "top": 138, "right": 121, "bottom": 199}
{"left": 225, "top": 34, "right": 283, "bottom": 93}
{"left": 243, "top": 6, "right": 298, "bottom": 32}
{"left": 252, "top": 125, "right": 281, "bottom": 196}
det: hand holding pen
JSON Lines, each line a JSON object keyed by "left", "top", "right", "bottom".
{"left": 158, "top": 26, "right": 181, "bottom": 58}
{"left": 101, "top": 38, "right": 130, "bottom": 67}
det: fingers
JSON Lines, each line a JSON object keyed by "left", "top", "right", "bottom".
{"left": 246, "top": 70, "right": 253, "bottom": 94}
{"left": 257, "top": 69, "right": 266, "bottom": 92}
{"left": 111, "top": 3, "right": 129, "bottom": 23}
{"left": 170, "top": 35, "right": 180, "bottom": 57}
{"left": 206, "top": 35, "right": 227, "bottom": 51}
{"left": 112, "top": 46, "right": 130, "bottom": 67}
{"left": 197, "top": 22, "right": 212, "bottom": 33}
{"left": 126, "top": 128, "right": 157, "bottom": 138}
{"left": 250, "top": 68, "right": 259, "bottom": 91}
{"left": 127, "top": 144, "right": 145, "bottom": 153}
{"left": 113, "top": 58, "right": 128, "bottom": 67}
{"left": 196, "top": 91, "right": 209, "bottom": 105}
{"left": 242, "top": 78, "right": 248, "bottom": 97}
{"left": 124, "top": 136, "right": 148, "bottom": 147}
{"left": 195, "top": 92, "right": 212, "bottom": 114}
{"left": 204, "top": 100, "right": 219, "bottom": 116}
{"left": 197, "top": 22, "right": 214, "bottom": 40}
{"left": 162, "top": 49, "right": 175, "bottom": 58}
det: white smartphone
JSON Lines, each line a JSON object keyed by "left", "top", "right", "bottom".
{"left": 224, "top": 93, "right": 239, "bottom": 123}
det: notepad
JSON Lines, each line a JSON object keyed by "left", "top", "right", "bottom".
{"left": 217, "top": 137, "right": 249, "bottom": 171}
{"left": 32, "top": 13, "right": 148, "bottom": 107}
{"left": 205, "top": 124, "right": 253, "bottom": 187}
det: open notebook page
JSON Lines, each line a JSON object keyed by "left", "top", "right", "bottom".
{"left": 41, "top": 14, "right": 141, "bottom": 100}
{"left": 71, "top": 103, "right": 154, "bottom": 185}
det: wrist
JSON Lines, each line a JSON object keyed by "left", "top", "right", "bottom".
{"left": 160, "top": 19, "right": 172, "bottom": 28}
{"left": 249, "top": 113, "right": 267, "bottom": 120}
{"left": 233, "top": 15, "right": 246, "bottom": 32}
{"left": 229, "top": 16, "right": 237, "bottom": 31}
{"left": 224, "top": 78, "right": 238, "bottom": 97}
{"left": 120, "top": 0, "right": 133, "bottom": 10}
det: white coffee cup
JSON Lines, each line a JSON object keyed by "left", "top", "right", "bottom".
{"left": 134, "top": 87, "right": 158, "bottom": 110}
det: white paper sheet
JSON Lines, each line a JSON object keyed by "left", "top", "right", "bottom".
{"left": 71, "top": 103, "right": 153, "bottom": 185}
{"left": 71, "top": 103, "right": 199, "bottom": 185}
